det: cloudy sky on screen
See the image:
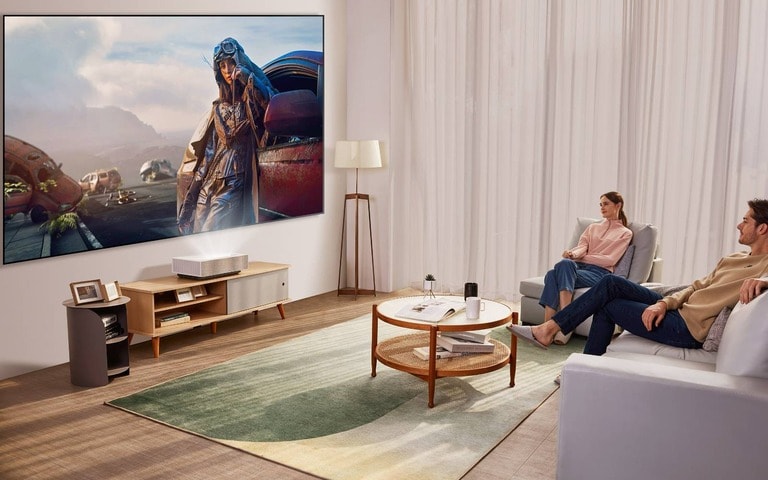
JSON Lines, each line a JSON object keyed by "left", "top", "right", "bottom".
{"left": 4, "top": 15, "right": 323, "bottom": 134}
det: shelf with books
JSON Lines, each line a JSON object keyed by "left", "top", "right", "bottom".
{"left": 152, "top": 291, "right": 222, "bottom": 313}
{"left": 63, "top": 296, "right": 131, "bottom": 387}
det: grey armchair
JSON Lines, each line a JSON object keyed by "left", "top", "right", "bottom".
{"left": 518, "top": 217, "right": 662, "bottom": 336}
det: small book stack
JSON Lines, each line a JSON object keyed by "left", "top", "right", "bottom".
{"left": 436, "top": 329, "right": 495, "bottom": 353}
{"left": 102, "top": 314, "right": 124, "bottom": 340}
{"left": 412, "top": 328, "right": 496, "bottom": 360}
{"left": 412, "top": 346, "right": 466, "bottom": 360}
{"left": 156, "top": 311, "right": 191, "bottom": 328}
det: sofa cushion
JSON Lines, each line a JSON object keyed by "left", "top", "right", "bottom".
{"left": 607, "top": 331, "right": 717, "bottom": 364}
{"left": 519, "top": 276, "right": 545, "bottom": 298}
{"left": 702, "top": 306, "right": 732, "bottom": 352}
{"left": 716, "top": 292, "right": 768, "bottom": 378}
{"left": 646, "top": 283, "right": 689, "bottom": 297}
{"left": 625, "top": 222, "right": 658, "bottom": 283}
{"left": 613, "top": 245, "right": 635, "bottom": 278}
{"left": 603, "top": 351, "right": 716, "bottom": 372}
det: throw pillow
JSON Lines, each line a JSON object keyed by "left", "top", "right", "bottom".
{"left": 715, "top": 291, "right": 768, "bottom": 378}
{"left": 646, "top": 284, "right": 690, "bottom": 297}
{"left": 624, "top": 222, "right": 659, "bottom": 283}
{"left": 613, "top": 245, "right": 635, "bottom": 278}
{"left": 702, "top": 306, "right": 732, "bottom": 352}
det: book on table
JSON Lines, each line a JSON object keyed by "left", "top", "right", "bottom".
{"left": 440, "top": 328, "right": 492, "bottom": 344}
{"left": 437, "top": 334, "right": 495, "bottom": 353}
{"left": 156, "top": 312, "right": 191, "bottom": 327}
{"left": 395, "top": 298, "right": 466, "bottom": 322}
{"left": 412, "top": 346, "right": 466, "bottom": 360}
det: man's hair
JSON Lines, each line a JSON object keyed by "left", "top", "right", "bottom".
{"left": 748, "top": 198, "right": 768, "bottom": 226}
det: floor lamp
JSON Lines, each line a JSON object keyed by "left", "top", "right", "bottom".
{"left": 335, "top": 140, "right": 382, "bottom": 298}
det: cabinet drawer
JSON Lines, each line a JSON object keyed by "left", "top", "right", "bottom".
{"left": 227, "top": 269, "right": 289, "bottom": 313}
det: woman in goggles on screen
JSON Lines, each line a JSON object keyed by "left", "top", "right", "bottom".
{"left": 178, "top": 37, "right": 278, "bottom": 234}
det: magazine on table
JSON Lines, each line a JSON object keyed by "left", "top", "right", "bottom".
{"left": 395, "top": 298, "right": 466, "bottom": 322}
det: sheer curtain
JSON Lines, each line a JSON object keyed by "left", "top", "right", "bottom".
{"left": 391, "top": 0, "right": 768, "bottom": 300}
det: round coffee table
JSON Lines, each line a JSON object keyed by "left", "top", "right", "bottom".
{"left": 371, "top": 296, "right": 518, "bottom": 407}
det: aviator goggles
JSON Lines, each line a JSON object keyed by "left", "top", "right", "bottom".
{"left": 213, "top": 40, "right": 237, "bottom": 62}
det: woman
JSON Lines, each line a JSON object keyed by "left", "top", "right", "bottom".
{"left": 178, "top": 37, "right": 278, "bottom": 234}
{"left": 539, "top": 191, "right": 633, "bottom": 344}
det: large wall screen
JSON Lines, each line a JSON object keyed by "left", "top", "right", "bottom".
{"left": 3, "top": 15, "right": 324, "bottom": 264}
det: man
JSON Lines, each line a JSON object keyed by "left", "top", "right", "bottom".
{"left": 508, "top": 198, "right": 768, "bottom": 355}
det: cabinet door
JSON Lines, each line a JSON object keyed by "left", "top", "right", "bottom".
{"left": 227, "top": 269, "right": 289, "bottom": 314}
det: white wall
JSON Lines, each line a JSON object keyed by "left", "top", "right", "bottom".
{"left": 0, "top": 0, "right": 353, "bottom": 380}
{"left": 343, "top": 0, "right": 394, "bottom": 292}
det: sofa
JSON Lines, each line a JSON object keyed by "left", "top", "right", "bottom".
{"left": 556, "top": 288, "right": 768, "bottom": 480}
{"left": 519, "top": 217, "right": 663, "bottom": 336}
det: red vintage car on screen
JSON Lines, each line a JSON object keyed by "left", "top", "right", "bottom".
{"left": 177, "top": 50, "right": 323, "bottom": 224}
{"left": 4, "top": 135, "right": 83, "bottom": 223}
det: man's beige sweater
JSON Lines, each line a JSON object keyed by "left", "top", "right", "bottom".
{"left": 663, "top": 252, "right": 768, "bottom": 342}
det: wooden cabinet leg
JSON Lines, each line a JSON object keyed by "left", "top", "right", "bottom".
{"left": 210, "top": 322, "right": 217, "bottom": 334}
{"left": 152, "top": 337, "right": 160, "bottom": 358}
{"left": 277, "top": 303, "right": 286, "bottom": 319}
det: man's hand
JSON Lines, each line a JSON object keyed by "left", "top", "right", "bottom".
{"left": 641, "top": 301, "right": 667, "bottom": 331}
{"left": 562, "top": 250, "right": 573, "bottom": 259}
{"left": 739, "top": 278, "right": 768, "bottom": 304}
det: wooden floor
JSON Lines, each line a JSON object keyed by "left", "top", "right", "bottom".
{"left": 0, "top": 289, "right": 559, "bottom": 480}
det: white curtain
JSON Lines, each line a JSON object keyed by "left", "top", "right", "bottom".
{"left": 391, "top": 0, "right": 768, "bottom": 300}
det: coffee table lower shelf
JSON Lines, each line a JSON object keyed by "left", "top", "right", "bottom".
{"left": 374, "top": 332, "right": 512, "bottom": 406}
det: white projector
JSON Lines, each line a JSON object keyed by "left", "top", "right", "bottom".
{"left": 172, "top": 254, "right": 248, "bottom": 279}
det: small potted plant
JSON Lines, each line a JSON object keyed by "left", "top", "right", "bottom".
{"left": 423, "top": 274, "right": 436, "bottom": 298}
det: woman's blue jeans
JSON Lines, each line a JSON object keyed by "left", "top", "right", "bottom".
{"left": 552, "top": 275, "right": 702, "bottom": 355}
{"left": 539, "top": 259, "right": 609, "bottom": 311}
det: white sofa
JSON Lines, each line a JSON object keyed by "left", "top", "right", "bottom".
{"left": 557, "top": 289, "right": 768, "bottom": 480}
{"left": 519, "top": 217, "right": 663, "bottom": 336}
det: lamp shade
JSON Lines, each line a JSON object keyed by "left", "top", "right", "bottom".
{"left": 334, "top": 140, "right": 382, "bottom": 169}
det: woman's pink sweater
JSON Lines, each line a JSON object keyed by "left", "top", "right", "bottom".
{"left": 570, "top": 219, "right": 633, "bottom": 272}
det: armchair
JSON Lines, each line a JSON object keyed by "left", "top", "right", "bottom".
{"left": 518, "top": 217, "right": 662, "bottom": 336}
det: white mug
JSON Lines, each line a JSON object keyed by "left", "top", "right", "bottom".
{"left": 466, "top": 296, "right": 485, "bottom": 320}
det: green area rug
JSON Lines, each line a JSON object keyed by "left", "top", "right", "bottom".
{"left": 107, "top": 315, "right": 585, "bottom": 480}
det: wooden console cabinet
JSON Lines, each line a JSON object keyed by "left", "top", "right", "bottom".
{"left": 121, "top": 261, "right": 289, "bottom": 357}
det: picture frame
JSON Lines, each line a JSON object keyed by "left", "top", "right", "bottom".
{"left": 101, "top": 281, "right": 121, "bottom": 302}
{"left": 70, "top": 279, "right": 104, "bottom": 305}
{"left": 175, "top": 287, "right": 194, "bottom": 303}
{"left": 191, "top": 285, "right": 207, "bottom": 298}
